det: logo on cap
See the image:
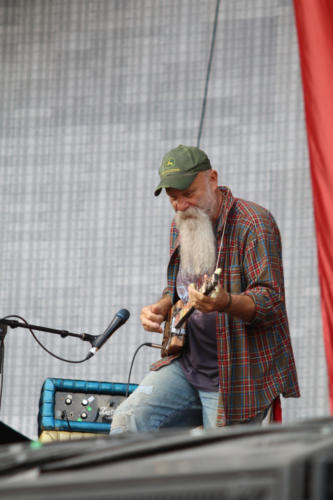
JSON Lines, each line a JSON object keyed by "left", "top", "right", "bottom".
{"left": 161, "top": 157, "right": 180, "bottom": 177}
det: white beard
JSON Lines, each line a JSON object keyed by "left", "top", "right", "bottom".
{"left": 175, "top": 207, "right": 216, "bottom": 279}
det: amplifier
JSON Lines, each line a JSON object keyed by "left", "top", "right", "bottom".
{"left": 38, "top": 378, "right": 137, "bottom": 438}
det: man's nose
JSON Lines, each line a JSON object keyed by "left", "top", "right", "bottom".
{"left": 174, "top": 198, "right": 190, "bottom": 211}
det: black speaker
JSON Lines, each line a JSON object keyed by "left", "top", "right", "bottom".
{"left": 1, "top": 419, "right": 333, "bottom": 498}
{"left": 0, "top": 421, "right": 30, "bottom": 444}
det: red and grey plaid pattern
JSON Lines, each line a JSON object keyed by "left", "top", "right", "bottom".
{"left": 151, "top": 186, "right": 300, "bottom": 425}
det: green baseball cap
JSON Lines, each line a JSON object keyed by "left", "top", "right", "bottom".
{"left": 154, "top": 145, "right": 211, "bottom": 196}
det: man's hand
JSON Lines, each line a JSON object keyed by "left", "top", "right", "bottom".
{"left": 140, "top": 295, "right": 173, "bottom": 333}
{"left": 188, "top": 283, "right": 256, "bottom": 322}
{"left": 188, "top": 283, "right": 229, "bottom": 313}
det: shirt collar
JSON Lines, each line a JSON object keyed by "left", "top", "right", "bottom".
{"left": 215, "top": 186, "right": 235, "bottom": 234}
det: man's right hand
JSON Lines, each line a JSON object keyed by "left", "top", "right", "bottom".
{"left": 140, "top": 295, "right": 172, "bottom": 333}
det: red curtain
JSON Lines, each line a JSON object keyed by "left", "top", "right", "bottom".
{"left": 293, "top": 0, "right": 333, "bottom": 412}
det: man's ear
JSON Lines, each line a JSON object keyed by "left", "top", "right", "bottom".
{"left": 208, "top": 169, "right": 218, "bottom": 191}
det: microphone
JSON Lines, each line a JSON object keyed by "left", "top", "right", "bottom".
{"left": 86, "top": 309, "right": 130, "bottom": 359}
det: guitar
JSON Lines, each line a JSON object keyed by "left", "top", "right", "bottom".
{"left": 161, "top": 268, "right": 221, "bottom": 357}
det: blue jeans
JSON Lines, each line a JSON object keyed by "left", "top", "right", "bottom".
{"left": 110, "top": 360, "right": 266, "bottom": 433}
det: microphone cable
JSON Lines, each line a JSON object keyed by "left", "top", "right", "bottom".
{"left": 196, "top": 0, "right": 221, "bottom": 148}
{"left": 125, "top": 342, "right": 162, "bottom": 398}
{"left": 63, "top": 410, "right": 73, "bottom": 433}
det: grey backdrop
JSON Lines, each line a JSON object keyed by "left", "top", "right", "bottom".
{"left": 0, "top": 0, "right": 328, "bottom": 439}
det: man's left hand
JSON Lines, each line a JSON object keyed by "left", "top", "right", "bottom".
{"left": 187, "top": 283, "right": 229, "bottom": 313}
{"left": 187, "top": 283, "right": 256, "bottom": 322}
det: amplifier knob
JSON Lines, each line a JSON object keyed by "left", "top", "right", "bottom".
{"left": 81, "top": 411, "right": 88, "bottom": 419}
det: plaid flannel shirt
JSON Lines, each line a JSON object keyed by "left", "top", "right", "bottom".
{"left": 151, "top": 186, "right": 300, "bottom": 426}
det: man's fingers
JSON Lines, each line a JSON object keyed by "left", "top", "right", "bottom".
{"left": 188, "top": 286, "right": 205, "bottom": 302}
{"left": 144, "top": 307, "right": 164, "bottom": 325}
{"left": 140, "top": 305, "right": 165, "bottom": 333}
{"left": 141, "top": 319, "right": 163, "bottom": 333}
{"left": 150, "top": 304, "right": 166, "bottom": 320}
{"left": 140, "top": 313, "right": 163, "bottom": 333}
{"left": 188, "top": 285, "right": 215, "bottom": 312}
{"left": 151, "top": 304, "right": 161, "bottom": 313}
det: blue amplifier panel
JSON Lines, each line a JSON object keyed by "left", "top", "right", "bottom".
{"left": 38, "top": 378, "right": 138, "bottom": 435}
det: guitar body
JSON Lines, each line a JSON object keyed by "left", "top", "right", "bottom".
{"left": 161, "top": 300, "right": 187, "bottom": 357}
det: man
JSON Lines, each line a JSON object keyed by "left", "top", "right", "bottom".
{"left": 111, "top": 145, "right": 300, "bottom": 433}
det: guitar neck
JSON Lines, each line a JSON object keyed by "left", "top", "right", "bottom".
{"left": 174, "top": 305, "right": 195, "bottom": 329}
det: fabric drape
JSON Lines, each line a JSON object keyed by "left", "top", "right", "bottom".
{"left": 293, "top": 0, "right": 333, "bottom": 412}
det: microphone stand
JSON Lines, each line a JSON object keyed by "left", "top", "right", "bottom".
{"left": 0, "top": 319, "right": 98, "bottom": 412}
{"left": 0, "top": 323, "right": 8, "bottom": 381}
{"left": 0, "top": 318, "right": 97, "bottom": 378}
{"left": 0, "top": 318, "right": 96, "bottom": 346}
